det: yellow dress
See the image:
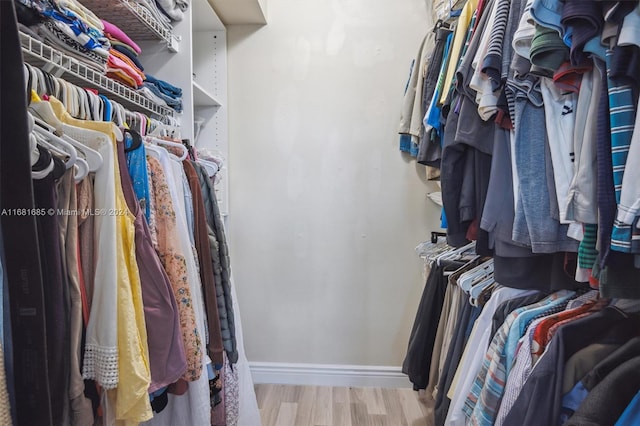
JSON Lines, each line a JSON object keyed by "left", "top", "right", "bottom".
{"left": 47, "top": 97, "right": 153, "bottom": 424}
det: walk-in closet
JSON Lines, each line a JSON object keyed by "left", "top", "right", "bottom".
{"left": 2, "top": 0, "right": 640, "bottom": 425}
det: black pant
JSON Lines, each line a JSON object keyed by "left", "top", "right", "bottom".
{"left": 1, "top": 2, "right": 53, "bottom": 425}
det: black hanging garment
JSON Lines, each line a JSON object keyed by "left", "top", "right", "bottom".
{"left": 402, "top": 259, "right": 465, "bottom": 390}
{"left": 0, "top": 1, "right": 53, "bottom": 425}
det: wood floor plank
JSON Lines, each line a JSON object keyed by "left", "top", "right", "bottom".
{"left": 255, "top": 384, "right": 430, "bottom": 426}
{"left": 312, "top": 386, "right": 333, "bottom": 426}
{"left": 257, "top": 384, "right": 282, "bottom": 426}
{"left": 398, "top": 388, "right": 430, "bottom": 426}
{"left": 294, "top": 386, "right": 317, "bottom": 426}
{"left": 274, "top": 402, "right": 298, "bottom": 426}
{"left": 332, "top": 402, "right": 353, "bottom": 426}
{"left": 349, "top": 401, "right": 369, "bottom": 426}
{"left": 332, "top": 386, "right": 350, "bottom": 404}
{"left": 367, "top": 414, "right": 387, "bottom": 426}
{"left": 381, "top": 388, "right": 408, "bottom": 426}
{"left": 362, "top": 387, "right": 387, "bottom": 415}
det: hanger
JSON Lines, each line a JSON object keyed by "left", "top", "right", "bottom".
{"left": 26, "top": 115, "right": 46, "bottom": 169}
{"left": 114, "top": 102, "right": 126, "bottom": 127}
{"left": 415, "top": 234, "right": 449, "bottom": 259}
{"left": 457, "top": 259, "right": 494, "bottom": 292}
{"left": 436, "top": 241, "right": 476, "bottom": 266}
{"left": 31, "top": 143, "right": 55, "bottom": 180}
{"left": 466, "top": 265, "right": 496, "bottom": 304}
{"left": 124, "top": 129, "right": 143, "bottom": 152}
{"left": 198, "top": 159, "right": 219, "bottom": 177}
{"left": 32, "top": 125, "right": 77, "bottom": 170}
{"left": 29, "top": 97, "right": 64, "bottom": 134}
{"left": 148, "top": 120, "right": 179, "bottom": 138}
{"left": 32, "top": 114, "right": 103, "bottom": 172}
{"left": 29, "top": 113, "right": 78, "bottom": 169}
{"left": 146, "top": 135, "right": 188, "bottom": 161}
{"left": 73, "top": 157, "right": 89, "bottom": 182}
{"left": 471, "top": 281, "right": 497, "bottom": 307}
{"left": 87, "top": 90, "right": 102, "bottom": 121}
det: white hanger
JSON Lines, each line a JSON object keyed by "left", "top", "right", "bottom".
{"left": 73, "top": 157, "right": 89, "bottom": 182}
{"left": 29, "top": 100, "right": 65, "bottom": 134}
{"left": 29, "top": 113, "right": 78, "bottom": 170}
{"left": 146, "top": 136, "right": 188, "bottom": 161}
{"left": 457, "top": 259, "right": 494, "bottom": 292}
{"left": 469, "top": 277, "right": 496, "bottom": 307}
{"left": 198, "top": 159, "right": 219, "bottom": 177}
{"left": 32, "top": 115, "right": 103, "bottom": 172}
{"left": 31, "top": 139, "right": 55, "bottom": 180}
{"left": 436, "top": 241, "right": 476, "bottom": 266}
{"left": 149, "top": 120, "right": 179, "bottom": 138}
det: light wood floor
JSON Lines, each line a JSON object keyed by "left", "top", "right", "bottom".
{"left": 255, "top": 384, "right": 433, "bottom": 426}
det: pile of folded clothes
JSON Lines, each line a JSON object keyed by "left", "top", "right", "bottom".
{"left": 15, "top": 0, "right": 110, "bottom": 72}
{"left": 16, "top": 0, "right": 184, "bottom": 111}
{"left": 139, "top": 74, "right": 183, "bottom": 112}
{"left": 102, "top": 19, "right": 146, "bottom": 88}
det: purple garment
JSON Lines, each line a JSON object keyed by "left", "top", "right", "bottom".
{"left": 116, "top": 141, "right": 187, "bottom": 392}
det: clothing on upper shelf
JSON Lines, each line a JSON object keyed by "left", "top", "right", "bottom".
{"left": 101, "top": 18, "right": 141, "bottom": 55}
{"left": 16, "top": 0, "right": 185, "bottom": 112}
{"left": 139, "top": 74, "right": 184, "bottom": 112}
{"left": 155, "top": 0, "right": 189, "bottom": 22}
{"left": 400, "top": 0, "right": 640, "bottom": 298}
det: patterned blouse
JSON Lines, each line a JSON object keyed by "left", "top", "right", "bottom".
{"left": 147, "top": 155, "right": 203, "bottom": 381}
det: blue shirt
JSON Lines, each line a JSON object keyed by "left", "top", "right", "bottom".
{"left": 124, "top": 133, "right": 151, "bottom": 223}
{"left": 616, "top": 391, "right": 640, "bottom": 426}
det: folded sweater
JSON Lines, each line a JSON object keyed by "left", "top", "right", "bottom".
{"left": 101, "top": 19, "right": 141, "bottom": 54}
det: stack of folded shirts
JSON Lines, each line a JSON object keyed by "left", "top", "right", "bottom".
{"left": 102, "top": 19, "right": 142, "bottom": 56}
{"left": 138, "top": 74, "right": 183, "bottom": 112}
{"left": 107, "top": 49, "right": 145, "bottom": 88}
{"left": 101, "top": 19, "right": 147, "bottom": 88}
{"left": 21, "top": 3, "right": 110, "bottom": 71}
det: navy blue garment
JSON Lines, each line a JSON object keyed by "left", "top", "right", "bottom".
{"left": 144, "top": 74, "right": 182, "bottom": 98}
{"left": 113, "top": 44, "right": 144, "bottom": 71}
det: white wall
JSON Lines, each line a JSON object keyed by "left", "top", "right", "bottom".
{"left": 227, "top": 0, "right": 441, "bottom": 368}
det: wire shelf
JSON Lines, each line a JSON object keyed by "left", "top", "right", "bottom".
{"left": 20, "top": 31, "right": 175, "bottom": 118}
{"left": 80, "top": 0, "right": 177, "bottom": 46}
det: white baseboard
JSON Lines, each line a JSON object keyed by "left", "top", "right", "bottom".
{"left": 249, "top": 362, "right": 412, "bottom": 388}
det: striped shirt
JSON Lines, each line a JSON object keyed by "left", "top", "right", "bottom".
{"left": 463, "top": 291, "right": 575, "bottom": 425}
{"left": 608, "top": 46, "right": 638, "bottom": 253}
{"left": 482, "top": 0, "right": 512, "bottom": 91}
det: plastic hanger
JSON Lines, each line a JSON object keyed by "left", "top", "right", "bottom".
{"left": 436, "top": 241, "right": 475, "bottom": 266}
{"left": 470, "top": 280, "right": 497, "bottom": 307}
{"left": 124, "top": 129, "right": 143, "bottom": 152}
{"left": 198, "top": 159, "right": 219, "bottom": 177}
{"left": 73, "top": 157, "right": 89, "bottom": 182}
{"left": 457, "top": 259, "right": 494, "bottom": 292}
{"left": 468, "top": 273, "right": 495, "bottom": 302}
{"left": 31, "top": 141, "right": 55, "bottom": 180}
{"left": 146, "top": 136, "right": 188, "bottom": 161}
{"left": 29, "top": 113, "right": 78, "bottom": 169}
{"left": 33, "top": 115, "right": 103, "bottom": 172}
{"left": 29, "top": 98, "right": 65, "bottom": 134}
